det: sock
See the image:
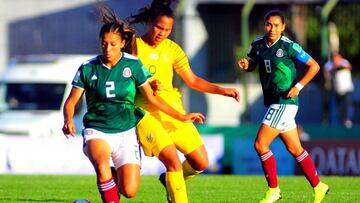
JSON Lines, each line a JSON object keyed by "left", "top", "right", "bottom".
{"left": 97, "top": 178, "right": 119, "bottom": 203}
{"left": 295, "top": 150, "right": 320, "bottom": 187}
{"left": 259, "top": 150, "right": 278, "bottom": 188}
{"left": 166, "top": 171, "right": 188, "bottom": 203}
{"left": 182, "top": 160, "right": 203, "bottom": 180}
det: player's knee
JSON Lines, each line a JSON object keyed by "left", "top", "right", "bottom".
{"left": 198, "top": 159, "right": 209, "bottom": 171}
{"left": 254, "top": 140, "right": 268, "bottom": 154}
{"left": 121, "top": 187, "right": 138, "bottom": 198}
{"left": 121, "top": 191, "right": 137, "bottom": 199}
{"left": 190, "top": 159, "right": 208, "bottom": 172}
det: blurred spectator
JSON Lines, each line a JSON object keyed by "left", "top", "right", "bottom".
{"left": 324, "top": 52, "right": 354, "bottom": 128}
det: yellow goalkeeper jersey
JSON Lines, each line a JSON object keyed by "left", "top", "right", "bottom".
{"left": 135, "top": 37, "right": 190, "bottom": 112}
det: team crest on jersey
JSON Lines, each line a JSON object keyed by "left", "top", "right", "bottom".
{"left": 146, "top": 134, "right": 153, "bottom": 143}
{"left": 123, "top": 67, "right": 132, "bottom": 78}
{"left": 149, "top": 65, "right": 157, "bottom": 74}
{"left": 276, "top": 49, "right": 284, "bottom": 57}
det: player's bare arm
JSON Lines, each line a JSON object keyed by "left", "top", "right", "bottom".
{"left": 287, "top": 57, "right": 320, "bottom": 98}
{"left": 179, "top": 69, "right": 240, "bottom": 102}
{"left": 62, "top": 87, "right": 84, "bottom": 137}
{"left": 139, "top": 82, "right": 205, "bottom": 123}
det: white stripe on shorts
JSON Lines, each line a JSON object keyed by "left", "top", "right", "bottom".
{"left": 262, "top": 104, "right": 298, "bottom": 132}
{"left": 270, "top": 104, "right": 286, "bottom": 128}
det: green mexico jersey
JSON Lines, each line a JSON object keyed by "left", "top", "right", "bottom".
{"left": 72, "top": 53, "right": 151, "bottom": 133}
{"left": 248, "top": 35, "right": 305, "bottom": 107}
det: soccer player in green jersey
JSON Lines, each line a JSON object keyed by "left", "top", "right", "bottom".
{"left": 62, "top": 5, "right": 204, "bottom": 203}
{"left": 238, "top": 10, "right": 329, "bottom": 203}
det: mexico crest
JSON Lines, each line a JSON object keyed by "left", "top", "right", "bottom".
{"left": 276, "top": 49, "right": 284, "bottom": 57}
{"left": 123, "top": 67, "right": 132, "bottom": 78}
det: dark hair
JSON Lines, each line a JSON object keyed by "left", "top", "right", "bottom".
{"left": 129, "top": 0, "right": 176, "bottom": 25}
{"left": 264, "top": 10, "right": 285, "bottom": 24}
{"left": 97, "top": 4, "right": 137, "bottom": 55}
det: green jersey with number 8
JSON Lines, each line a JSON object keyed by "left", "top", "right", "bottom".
{"left": 72, "top": 53, "right": 151, "bottom": 133}
{"left": 248, "top": 35, "right": 309, "bottom": 107}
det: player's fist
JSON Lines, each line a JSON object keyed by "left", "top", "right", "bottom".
{"left": 62, "top": 122, "right": 76, "bottom": 138}
{"left": 182, "top": 113, "right": 205, "bottom": 124}
{"left": 149, "top": 79, "right": 163, "bottom": 96}
{"left": 238, "top": 58, "right": 249, "bottom": 70}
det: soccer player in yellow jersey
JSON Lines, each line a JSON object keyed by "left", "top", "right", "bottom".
{"left": 130, "top": 1, "right": 240, "bottom": 202}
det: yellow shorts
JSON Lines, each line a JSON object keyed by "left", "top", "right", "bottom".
{"left": 137, "top": 111, "right": 203, "bottom": 157}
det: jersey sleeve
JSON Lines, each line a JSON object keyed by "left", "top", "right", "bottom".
{"left": 247, "top": 44, "right": 257, "bottom": 62}
{"left": 72, "top": 65, "right": 85, "bottom": 89}
{"left": 290, "top": 42, "right": 310, "bottom": 65}
{"left": 247, "top": 36, "right": 263, "bottom": 62}
{"left": 171, "top": 41, "right": 191, "bottom": 74}
{"left": 133, "top": 61, "right": 152, "bottom": 87}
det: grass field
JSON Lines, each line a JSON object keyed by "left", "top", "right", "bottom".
{"left": 0, "top": 175, "right": 359, "bottom": 203}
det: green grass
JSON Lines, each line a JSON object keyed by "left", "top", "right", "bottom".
{"left": 0, "top": 175, "right": 359, "bottom": 203}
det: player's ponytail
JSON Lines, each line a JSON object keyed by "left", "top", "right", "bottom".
{"left": 122, "top": 27, "right": 137, "bottom": 56}
{"left": 97, "top": 3, "right": 137, "bottom": 55}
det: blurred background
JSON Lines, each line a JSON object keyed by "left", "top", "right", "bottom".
{"left": 0, "top": 0, "right": 359, "bottom": 176}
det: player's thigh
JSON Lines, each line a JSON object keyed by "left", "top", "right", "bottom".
{"left": 280, "top": 128, "right": 304, "bottom": 156}
{"left": 82, "top": 129, "right": 112, "bottom": 167}
{"left": 254, "top": 124, "right": 281, "bottom": 154}
{"left": 137, "top": 114, "right": 173, "bottom": 157}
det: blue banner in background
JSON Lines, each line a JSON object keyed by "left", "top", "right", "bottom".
{"left": 232, "top": 138, "right": 295, "bottom": 175}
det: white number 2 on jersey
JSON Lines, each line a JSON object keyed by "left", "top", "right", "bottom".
{"left": 105, "top": 81, "right": 116, "bottom": 98}
{"left": 264, "top": 59, "right": 272, "bottom": 73}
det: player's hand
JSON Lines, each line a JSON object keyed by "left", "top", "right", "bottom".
{"left": 149, "top": 79, "right": 164, "bottom": 96}
{"left": 222, "top": 87, "right": 240, "bottom": 102}
{"left": 238, "top": 58, "right": 249, "bottom": 70}
{"left": 287, "top": 86, "right": 300, "bottom": 98}
{"left": 62, "top": 121, "right": 76, "bottom": 138}
{"left": 181, "top": 113, "right": 205, "bottom": 124}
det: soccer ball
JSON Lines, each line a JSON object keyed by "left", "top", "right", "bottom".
{"left": 72, "top": 199, "right": 92, "bottom": 203}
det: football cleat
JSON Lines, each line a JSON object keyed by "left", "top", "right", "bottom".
{"left": 259, "top": 187, "right": 282, "bottom": 203}
{"left": 159, "top": 173, "right": 172, "bottom": 203}
{"left": 313, "top": 182, "right": 329, "bottom": 203}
